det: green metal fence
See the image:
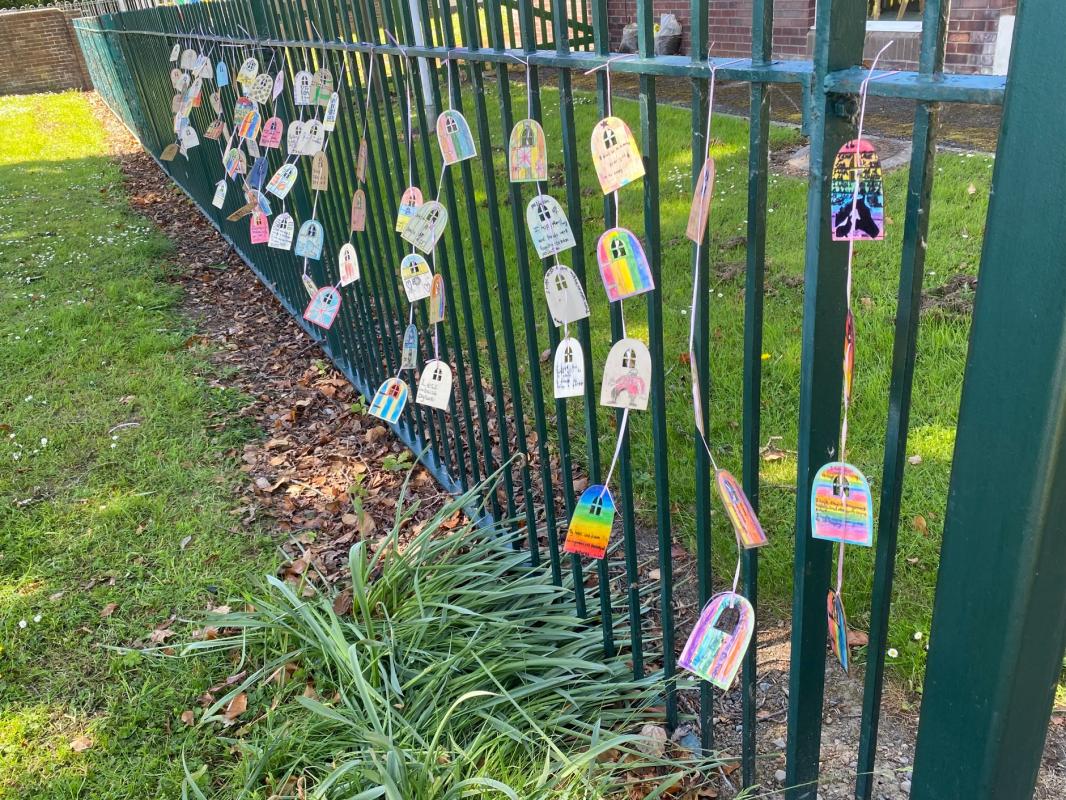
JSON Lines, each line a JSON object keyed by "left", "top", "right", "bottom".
{"left": 73, "top": 0, "right": 1066, "bottom": 797}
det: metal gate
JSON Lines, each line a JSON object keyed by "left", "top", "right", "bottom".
{"left": 73, "top": 0, "right": 1066, "bottom": 797}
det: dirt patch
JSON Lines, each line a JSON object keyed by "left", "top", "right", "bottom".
{"left": 920, "top": 273, "right": 977, "bottom": 317}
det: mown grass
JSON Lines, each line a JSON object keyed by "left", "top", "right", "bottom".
{"left": 0, "top": 92, "right": 273, "bottom": 798}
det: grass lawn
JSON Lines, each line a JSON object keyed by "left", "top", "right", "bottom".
{"left": 0, "top": 93, "right": 273, "bottom": 798}
{"left": 395, "top": 77, "right": 992, "bottom": 689}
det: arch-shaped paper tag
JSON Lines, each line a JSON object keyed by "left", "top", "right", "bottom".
{"left": 508, "top": 118, "right": 547, "bottom": 182}
{"left": 429, "top": 274, "right": 446, "bottom": 324}
{"left": 169, "top": 43, "right": 181, "bottom": 62}
{"left": 600, "top": 337, "right": 651, "bottom": 411}
{"left": 247, "top": 157, "right": 267, "bottom": 191}
{"left": 843, "top": 310, "right": 856, "bottom": 407}
{"left": 401, "top": 201, "right": 447, "bottom": 254}
{"left": 828, "top": 589, "right": 850, "bottom": 673}
{"left": 335, "top": 243, "right": 358, "bottom": 286}
{"left": 211, "top": 180, "right": 227, "bottom": 210}
{"left": 237, "top": 107, "right": 261, "bottom": 141}
{"left": 436, "top": 109, "right": 476, "bottom": 165}
{"left": 297, "top": 120, "right": 325, "bottom": 156}
{"left": 266, "top": 163, "right": 298, "bottom": 199}
{"left": 400, "top": 254, "right": 433, "bottom": 302}
{"left": 311, "top": 68, "right": 333, "bottom": 106}
{"left": 678, "top": 591, "right": 755, "bottom": 691}
{"left": 597, "top": 227, "right": 654, "bottom": 301}
{"left": 356, "top": 138, "right": 368, "bottom": 182}
{"left": 295, "top": 219, "right": 324, "bottom": 261}
{"left": 215, "top": 60, "right": 229, "bottom": 87}
{"left": 369, "top": 377, "right": 409, "bottom": 424}
{"left": 715, "top": 469, "right": 768, "bottom": 549}
{"left": 686, "top": 157, "right": 716, "bottom": 243}
{"left": 236, "top": 57, "right": 258, "bottom": 87}
{"left": 271, "top": 71, "right": 285, "bottom": 101}
{"left": 323, "top": 92, "right": 340, "bottom": 131}
{"left": 179, "top": 48, "right": 197, "bottom": 70}
{"left": 391, "top": 189, "right": 421, "bottom": 235}
{"left": 303, "top": 286, "right": 341, "bottom": 330}
{"left": 553, "top": 337, "right": 585, "bottom": 399}
{"left": 526, "top": 194, "right": 576, "bottom": 259}
{"left": 831, "top": 139, "right": 885, "bottom": 241}
{"left": 401, "top": 324, "right": 418, "bottom": 370}
{"left": 250, "top": 189, "right": 271, "bottom": 216}
{"left": 543, "top": 265, "right": 590, "bottom": 327}
{"left": 416, "top": 360, "right": 453, "bottom": 410}
{"left": 204, "top": 119, "right": 224, "bottom": 141}
{"left": 268, "top": 213, "right": 295, "bottom": 250}
{"left": 286, "top": 120, "right": 304, "bottom": 153}
{"left": 811, "top": 462, "right": 874, "bottom": 546}
{"left": 209, "top": 91, "right": 222, "bottom": 116}
{"left": 350, "top": 189, "right": 367, "bottom": 233}
{"left": 563, "top": 485, "right": 616, "bottom": 559}
{"left": 311, "top": 152, "right": 329, "bottom": 192}
{"left": 259, "top": 117, "right": 283, "bottom": 149}
{"left": 192, "top": 54, "right": 212, "bottom": 80}
{"left": 249, "top": 211, "right": 269, "bottom": 244}
{"left": 179, "top": 124, "right": 199, "bottom": 152}
{"left": 293, "top": 70, "right": 313, "bottom": 106}
{"left": 223, "top": 148, "right": 246, "bottom": 178}
{"left": 591, "top": 116, "right": 645, "bottom": 194}
{"left": 170, "top": 68, "right": 186, "bottom": 92}
{"left": 301, "top": 273, "right": 318, "bottom": 297}
{"left": 249, "top": 73, "right": 273, "bottom": 104}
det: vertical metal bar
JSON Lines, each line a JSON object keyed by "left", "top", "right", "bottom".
{"left": 911, "top": 2, "right": 1066, "bottom": 796}
{"left": 785, "top": 1, "right": 866, "bottom": 798}
{"left": 855, "top": 1, "right": 948, "bottom": 792}
{"left": 742, "top": 0, "right": 773, "bottom": 786}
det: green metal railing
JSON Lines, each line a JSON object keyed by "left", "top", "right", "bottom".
{"left": 74, "top": 0, "right": 1066, "bottom": 798}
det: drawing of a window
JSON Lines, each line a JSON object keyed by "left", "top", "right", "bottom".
{"left": 610, "top": 238, "right": 626, "bottom": 259}
{"left": 563, "top": 345, "right": 574, "bottom": 364}
{"left": 521, "top": 127, "right": 535, "bottom": 147}
{"left": 536, "top": 202, "right": 551, "bottom": 223}
{"left": 554, "top": 273, "right": 569, "bottom": 292}
{"left": 602, "top": 128, "right": 617, "bottom": 149}
{"left": 445, "top": 117, "right": 459, "bottom": 134}
{"left": 432, "top": 363, "right": 444, "bottom": 381}
{"left": 426, "top": 208, "right": 440, "bottom": 226}
{"left": 622, "top": 348, "right": 636, "bottom": 369}
{"left": 590, "top": 495, "right": 605, "bottom": 516}
{"left": 387, "top": 383, "right": 402, "bottom": 399}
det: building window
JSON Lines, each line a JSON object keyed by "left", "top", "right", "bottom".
{"left": 868, "top": 0, "right": 922, "bottom": 22}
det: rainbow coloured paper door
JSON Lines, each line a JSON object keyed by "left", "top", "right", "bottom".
{"left": 597, "top": 228, "right": 654, "bottom": 301}
{"left": 563, "top": 486, "right": 616, "bottom": 559}
{"left": 678, "top": 593, "right": 755, "bottom": 691}
{"left": 508, "top": 119, "right": 547, "bottom": 182}
{"left": 827, "top": 590, "right": 850, "bottom": 673}
{"left": 590, "top": 116, "right": 645, "bottom": 194}
{"left": 715, "top": 470, "right": 768, "bottom": 549}
{"left": 543, "top": 265, "right": 590, "bottom": 326}
{"left": 436, "top": 110, "right": 476, "bottom": 165}
{"left": 600, "top": 338, "right": 652, "bottom": 411}
{"left": 553, "top": 337, "right": 585, "bottom": 399}
{"left": 831, "top": 139, "right": 885, "bottom": 241}
{"left": 429, "top": 275, "right": 446, "bottom": 325}
{"left": 303, "top": 287, "right": 341, "bottom": 330}
{"left": 811, "top": 462, "right": 875, "bottom": 546}
{"left": 369, "top": 378, "right": 409, "bottom": 424}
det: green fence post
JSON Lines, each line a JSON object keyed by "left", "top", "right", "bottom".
{"left": 909, "top": 2, "right": 1066, "bottom": 797}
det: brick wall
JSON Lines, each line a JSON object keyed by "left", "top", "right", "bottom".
{"left": 605, "top": 1, "right": 1016, "bottom": 75}
{"left": 0, "top": 8, "right": 92, "bottom": 96}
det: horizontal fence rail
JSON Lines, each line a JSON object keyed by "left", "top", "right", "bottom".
{"left": 73, "top": 0, "right": 1066, "bottom": 797}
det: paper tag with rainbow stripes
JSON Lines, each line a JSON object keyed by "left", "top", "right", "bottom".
{"left": 810, "top": 462, "right": 874, "bottom": 546}
{"left": 679, "top": 592, "right": 754, "bottom": 691}
{"left": 563, "top": 485, "right": 616, "bottom": 560}
{"left": 715, "top": 470, "right": 768, "bottom": 549}
{"left": 827, "top": 589, "right": 850, "bottom": 674}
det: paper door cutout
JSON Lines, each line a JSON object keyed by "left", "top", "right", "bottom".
{"left": 508, "top": 118, "right": 547, "bottom": 182}
{"left": 259, "top": 117, "right": 283, "bottom": 149}
{"left": 249, "top": 188, "right": 271, "bottom": 216}
{"left": 311, "top": 68, "right": 333, "bottom": 106}
{"left": 179, "top": 124, "right": 199, "bottom": 151}
{"left": 237, "top": 108, "right": 261, "bottom": 141}
{"left": 686, "top": 157, "right": 716, "bottom": 243}
{"left": 356, "top": 138, "right": 368, "bottom": 182}
{"left": 597, "top": 227, "right": 654, "bottom": 301}
{"left": 395, "top": 186, "right": 422, "bottom": 233}
{"left": 297, "top": 120, "right": 325, "bottom": 156}
{"left": 209, "top": 91, "right": 223, "bottom": 115}
{"left": 250, "top": 211, "right": 269, "bottom": 244}
{"left": 311, "top": 152, "right": 329, "bottom": 191}
{"left": 401, "top": 201, "right": 447, "bottom": 254}
{"left": 401, "top": 324, "right": 419, "bottom": 369}
{"left": 715, "top": 469, "right": 768, "bottom": 549}
{"left": 591, "top": 116, "right": 645, "bottom": 195}
{"left": 293, "top": 70, "right": 313, "bottom": 105}
{"left": 600, "top": 338, "right": 651, "bottom": 411}
{"left": 436, "top": 109, "right": 476, "bottom": 165}
{"left": 295, "top": 220, "right": 324, "bottom": 260}
{"left": 827, "top": 590, "right": 850, "bottom": 673}
{"left": 193, "top": 54, "right": 212, "bottom": 79}
{"left": 272, "top": 70, "right": 285, "bottom": 101}
{"left": 678, "top": 592, "right": 755, "bottom": 691}
{"left": 416, "top": 360, "right": 453, "bottom": 410}
{"left": 179, "top": 48, "right": 196, "bottom": 69}
{"left": 223, "top": 148, "right": 246, "bottom": 177}
{"left": 170, "top": 68, "right": 186, "bottom": 91}
{"left": 563, "top": 485, "right": 616, "bottom": 559}
{"left": 369, "top": 378, "right": 409, "bottom": 424}
{"left": 215, "top": 60, "right": 229, "bottom": 87}
{"left": 811, "top": 462, "right": 874, "bottom": 546}
{"left": 236, "top": 57, "right": 258, "bottom": 87}
{"left": 400, "top": 254, "right": 433, "bottom": 302}
{"left": 211, "top": 180, "right": 227, "bottom": 210}
{"left": 831, "top": 139, "right": 885, "bottom": 242}
{"left": 843, "top": 310, "right": 856, "bottom": 407}
{"left": 543, "top": 265, "right": 590, "bottom": 327}
{"left": 302, "top": 273, "right": 318, "bottom": 297}
{"left": 245, "top": 136, "right": 262, "bottom": 162}
{"left": 286, "top": 120, "right": 304, "bottom": 153}
{"left": 249, "top": 74, "right": 273, "bottom": 104}
{"left": 429, "top": 274, "right": 446, "bottom": 324}
{"left": 266, "top": 164, "right": 298, "bottom": 199}
{"left": 247, "top": 157, "right": 267, "bottom": 191}
{"left": 225, "top": 200, "right": 257, "bottom": 222}
{"left": 205, "top": 119, "right": 225, "bottom": 141}
{"left": 526, "top": 195, "right": 576, "bottom": 259}
{"left": 303, "top": 286, "right": 341, "bottom": 330}
{"left": 338, "top": 243, "right": 360, "bottom": 286}
{"left": 170, "top": 43, "right": 181, "bottom": 62}
{"left": 268, "top": 213, "right": 295, "bottom": 250}
{"left": 323, "top": 92, "right": 340, "bottom": 131}
{"left": 351, "top": 189, "right": 368, "bottom": 233}
{"left": 553, "top": 337, "right": 585, "bottom": 399}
